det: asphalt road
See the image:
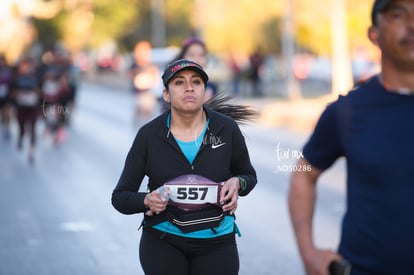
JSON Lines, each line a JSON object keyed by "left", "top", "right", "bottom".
{"left": 0, "top": 80, "right": 346, "bottom": 275}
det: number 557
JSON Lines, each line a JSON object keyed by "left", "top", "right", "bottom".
{"left": 177, "top": 187, "right": 208, "bottom": 200}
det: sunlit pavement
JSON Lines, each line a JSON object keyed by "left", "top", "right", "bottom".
{"left": 0, "top": 79, "right": 346, "bottom": 275}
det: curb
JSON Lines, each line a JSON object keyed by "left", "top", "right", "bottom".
{"left": 234, "top": 96, "right": 333, "bottom": 133}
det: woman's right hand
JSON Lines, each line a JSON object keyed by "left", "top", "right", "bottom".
{"left": 144, "top": 187, "right": 169, "bottom": 215}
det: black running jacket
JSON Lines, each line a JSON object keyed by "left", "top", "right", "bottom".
{"left": 111, "top": 107, "right": 257, "bottom": 216}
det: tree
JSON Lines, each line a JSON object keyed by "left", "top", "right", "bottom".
{"left": 27, "top": 0, "right": 376, "bottom": 67}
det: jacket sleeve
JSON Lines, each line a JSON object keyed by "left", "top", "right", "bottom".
{"left": 111, "top": 129, "right": 148, "bottom": 214}
{"left": 231, "top": 122, "right": 257, "bottom": 196}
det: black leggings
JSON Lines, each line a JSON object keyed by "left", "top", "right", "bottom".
{"left": 17, "top": 107, "right": 38, "bottom": 146}
{"left": 139, "top": 228, "right": 239, "bottom": 275}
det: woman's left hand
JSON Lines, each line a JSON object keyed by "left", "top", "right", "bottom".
{"left": 220, "top": 177, "right": 240, "bottom": 215}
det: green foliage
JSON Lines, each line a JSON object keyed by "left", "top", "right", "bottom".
{"left": 115, "top": 0, "right": 194, "bottom": 51}
{"left": 31, "top": 14, "right": 63, "bottom": 51}
{"left": 89, "top": 0, "right": 140, "bottom": 49}
{"left": 260, "top": 17, "right": 283, "bottom": 54}
{"left": 30, "top": 0, "right": 374, "bottom": 57}
{"left": 164, "top": 0, "right": 195, "bottom": 46}
{"left": 202, "top": 0, "right": 282, "bottom": 54}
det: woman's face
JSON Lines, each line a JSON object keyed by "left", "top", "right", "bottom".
{"left": 183, "top": 43, "right": 208, "bottom": 68}
{"left": 163, "top": 70, "right": 206, "bottom": 113}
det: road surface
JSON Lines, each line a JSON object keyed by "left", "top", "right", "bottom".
{"left": 0, "top": 79, "right": 346, "bottom": 275}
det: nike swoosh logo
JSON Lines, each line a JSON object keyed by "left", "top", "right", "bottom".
{"left": 211, "top": 143, "right": 226, "bottom": 149}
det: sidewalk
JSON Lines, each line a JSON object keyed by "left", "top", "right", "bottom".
{"left": 83, "top": 72, "right": 334, "bottom": 133}
{"left": 237, "top": 96, "right": 333, "bottom": 133}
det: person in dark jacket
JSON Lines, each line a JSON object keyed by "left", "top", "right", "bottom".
{"left": 173, "top": 37, "right": 219, "bottom": 101}
{"left": 112, "top": 59, "right": 257, "bottom": 275}
{"left": 10, "top": 57, "right": 41, "bottom": 164}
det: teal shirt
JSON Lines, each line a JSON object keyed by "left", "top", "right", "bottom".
{"left": 166, "top": 113, "right": 207, "bottom": 164}
{"left": 153, "top": 216, "right": 239, "bottom": 238}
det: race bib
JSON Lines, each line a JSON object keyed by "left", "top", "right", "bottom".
{"left": 16, "top": 91, "right": 38, "bottom": 106}
{"left": 42, "top": 80, "right": 60, "bottom": 96}
{"left": 0, "top": 84, "right": 7, "bottom": 98}
{"left": 134, "top": 72, "right": 155, "bottom": 91}
{"left": 163, "top": 174, "right": 224, "bottom": 211}
{"left": 168, "top": 185, "right": 219, "bottom": 205}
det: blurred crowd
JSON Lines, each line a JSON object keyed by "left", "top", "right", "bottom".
{"left": 124, "top": 38, "right": 270, "bottom": 121}
{"left": 94, "top": 40, "right": 270, "bottom": 99}
{"left": 0, "top": 51, "right": 80, "bottom": 164}
{"left": 0, "top": 36, "right": 377, "bottom": 166}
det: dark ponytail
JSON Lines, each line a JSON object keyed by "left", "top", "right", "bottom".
{"left": 204, "top": 92, "right": 257, "bottom": 125}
